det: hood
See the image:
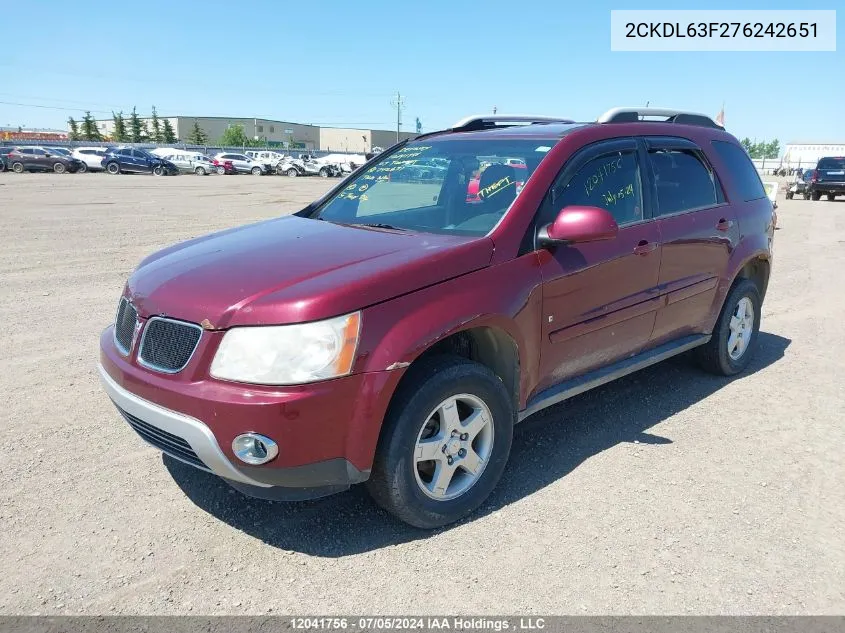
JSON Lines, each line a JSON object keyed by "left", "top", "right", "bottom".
{"left": 127, "top": 216, "right": 493, "bottom": 328}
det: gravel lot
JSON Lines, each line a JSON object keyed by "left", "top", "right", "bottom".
{"left": 0, "top": 172, "right": 843, "bottom": 615}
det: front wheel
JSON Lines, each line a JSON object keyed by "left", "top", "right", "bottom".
{"left": 827, "top": 194, "right": 836, "bottom": 201}
{"left": 367, "top": 355, "right": 514, "bottom": 529}
{"left": 695, "top": 278, "right": 761, "bottom": 376}
{"left": 286, "top": 168, "right": 298, "bottom": 177}
{"left": 76, "top": 162, "right": 88, "bottom": 174}
{"left": 811, "top": 191, "right": 821, "bottom": 201}
{"left": 216, "top": 166, "right": 226, "bottom": 175}
{"left": 319, "top": 167, "right": 330, "bottom": 178}
{"left": 152, "top": 165, "right": 165, "bottom": 176}
{"left": 195, "top": 167, "right": 206, "bottom": 175}
{"left": 785, "top": 191, "right": 793, "bottom": 199}
{"left": 53, "top": 162, "right": 66, "bottom": 174}
{"left": 251, "top": 166, "right": 262, "bottom": 176}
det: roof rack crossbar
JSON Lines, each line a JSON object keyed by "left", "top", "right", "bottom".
{"left": 597, "top": 107, "right": 723, "bottom": 129}
{"left": 451, "top": 115, "right": 575, "bottom": 132}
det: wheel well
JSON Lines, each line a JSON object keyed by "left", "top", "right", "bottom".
{"left": 735, "top": 256, "right": 770, "bottom": 300}
{"left": 414, "top": 327, "right": 520, "bottom": 408}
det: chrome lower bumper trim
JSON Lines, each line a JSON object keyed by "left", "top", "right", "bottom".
{"left": 98, "top": 364, "right": 271, "bottom": 488}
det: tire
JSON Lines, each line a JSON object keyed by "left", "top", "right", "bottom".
{"left": 12, "top": 162, "right": 25, "bottom": 174}
{"left": 251, "top": 166, "right": 262, "bottom": 176}
{"left": 826, "top": 194, "right": 836, "bottom": 201}
{"left": 785, "top": 191, "right": 793, "bottom": 199}
{"left": 106, "top": 162, "right": 120, "bottom": 175}
{"left": 367, "top": 355, "right": 514, "bottom": 529}
{"left": 286, "top": 168, "right": 298, "bottom": 177}
{"left": 319, "top": 167, "right": 330, "bottom": 178}
{"left": 804, "top": 192, "right": 812, "bottom": 200}
{"left": 216, "top": 166, "right": 226, "bottom": 175}
{"left": 152, "top": 165, "right": 165, "bottom": 176}
{"left": 695, "top": 278, "right": 761, "bottom": 376}
{"left": 195, "top": 167, "right": 206, "bottom": 176}
{"left": 811, "top": 191, "right": 821, "bottom": 201}
{"left": 76, "top": 162, "right": 88, "bottom": 174}
{"left": 53, "top": 162, "right": 66, "bottom": 174}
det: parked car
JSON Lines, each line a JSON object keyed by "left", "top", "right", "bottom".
{"left": 102, "top": 147, "right": 179, "bottom": 176}
{"left": 6, "top": 146, "right": 86, "bottom": 173}
{"left": 246, "top": 150, "right": 288, "bottom": 168}
{"left": 806, "top": 156, "right": 845, "bottom": 200}
{"left": 212, "top": 158, "right": 237, "bottom": 175}
{"left": 98, "top": 109, "right": 774, "bottom": 529}
{"left": 151, "top": 149, "right": 216, "bottom": 175}
{"left": 72, "top": 147, "right": 110, "bottom": 172}
{"left": 785, "top": 170, "right": 812, "bottom": 199}
{"left": 0, "top": 147, "right": 12, "bottom": 171}
{"left": 212, "top": 152, "right": 271, "bottom": 175}
{"left": 277, "top": 154, "right": 339, "bottom": 177}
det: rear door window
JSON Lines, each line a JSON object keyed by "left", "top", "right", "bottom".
{"left": 711, "top": 140, "right": 766, "bottom": 201}
{"left": 648, "top": 149, "right": 718, "bottom": 216}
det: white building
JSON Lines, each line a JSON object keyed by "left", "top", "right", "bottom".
{"left": 782, "top": 143, "right": 845, "bottom": 168}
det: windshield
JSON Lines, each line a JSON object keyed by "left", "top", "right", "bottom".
{"left": 817, "top": 157, "right": 845, "bottom": 170}
{"left": 313, "top": 139, "right": 555, "bottom": 236}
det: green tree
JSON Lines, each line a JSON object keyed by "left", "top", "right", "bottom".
{"left": 220, "top": 123, "right": 249, "bottom": 147}
{"left": 129, "top": 107, "right": 144, "bottom": 143}
{"left": 740, "top": 138, "right": 753, "bottom": 154}
{"left": 68, "top": 117, "right": 80, "bottom": 141}
{"left": 766, "top": 139, "right": 780, "bottom": 159}
{"left": 112, "top": 111, "right": 128, "bottom": 142}
{"left": 150, "top": 106, "right": 162, "bottom": 143}
{"left": 81, "top": 111, "right": 102, "bottom": 141}
{"left": 186, "top": 120, "right": 208, "bottom": 145}
{"left": 162, "top": 118, "right": 177, "bottom": 143}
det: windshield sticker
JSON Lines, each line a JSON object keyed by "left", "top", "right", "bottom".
{"left": 535, "top": 146, "right": 551, "bottom": 152}
{"left": 478, "top": 176, "right": 515, "bottom": 200}
{"left": 584, "top": 157, "right": 624, "bottom": 197}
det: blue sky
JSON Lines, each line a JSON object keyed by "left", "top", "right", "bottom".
{"left": 1, "top": 0, "right": 842, "bottom": 144}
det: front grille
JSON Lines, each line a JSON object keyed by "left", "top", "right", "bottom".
{"left": 138, "top": 317, "right": 202, "bottom": 373}
{"left": 114, "top": 298, "right": 138, "bottom": 355}
{"left": 117, "top": 406, "right": 208, "bottom": 471}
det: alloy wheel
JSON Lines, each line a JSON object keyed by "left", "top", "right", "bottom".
{"left": 728, "top": 297, "right": 755, "bottom": 361}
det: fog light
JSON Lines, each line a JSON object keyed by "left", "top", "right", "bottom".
{"left": 232, "top": 433, "right": 278, "bottom": 465}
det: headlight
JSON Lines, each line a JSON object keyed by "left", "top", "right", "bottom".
{"left": 210, "top": 312, "right": 361, "bottom": 385}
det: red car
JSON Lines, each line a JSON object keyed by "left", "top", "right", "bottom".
{"left": 99, "top": 108, "right": 775, "bottom": 528}
{"left": 212, "top": 158, "right": 236, "bottom": 175}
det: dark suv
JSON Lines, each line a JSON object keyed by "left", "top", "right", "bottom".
{"left": 102, "top": 147, "right": 179, "bottom": 175}
{"left": 98, "top": 108, "right": 775, "bottom": 528}
{"left": 807, "top": 156, "right": 845, "bottom": 200}
{"left": 5, "top": 146, "right": 85, "bottom": 173}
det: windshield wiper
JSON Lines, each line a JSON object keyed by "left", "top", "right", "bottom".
{"left": 356, "top": 222, "right": 407, "bottom": 231}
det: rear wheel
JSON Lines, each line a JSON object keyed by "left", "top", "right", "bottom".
{"left": 12, "top": 162, "right": 25, "bottom": 173}
{"left": 319, "top": 167, "right": 330, "bottom": 178}
{"left": 53, "top": 162, "right": 66, "bottom": 174}
{"left": 286, "top": 168, "right": 298, "bottom": 177}
{"left": 107, "top": 162, "right": 120, "bottom": 175}
{"left": 251, "top": 166, "right": 262, "bottom": 176}
{"left": 367, "top": 355, "right": 514, "bottom": 529}
{"left": 695, "top": 278, "right": 761, "bottom": 376}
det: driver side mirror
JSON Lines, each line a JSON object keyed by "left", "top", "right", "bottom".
{"left": 538, "top": 205, "right": 618, "bottom": 246}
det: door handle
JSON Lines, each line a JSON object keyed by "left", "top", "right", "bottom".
{"left": 633, "top": 240, "right": 658, "bottom": 256}
{"left": 716, "top": 218, "right": 734, "bottom": 231}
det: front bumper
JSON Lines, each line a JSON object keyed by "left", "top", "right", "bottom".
{"left": 98, "top": 364, "right": 370, "bottom": 500}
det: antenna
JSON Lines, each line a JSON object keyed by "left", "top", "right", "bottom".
{"left": 390, "top": 92, "right": 405, "bottom": 143}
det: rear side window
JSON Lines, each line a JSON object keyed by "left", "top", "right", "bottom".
{"left": 554, "top": 150, "right": 644, "bottom": 226}
{"left": 648, "top": 149, "right": 718, "bottom": 216}
{"left": 711, "top": 140, "right": 766, "bottom": 201}
{"left": 817, "top": 157, "right": 845, "bottom": 170}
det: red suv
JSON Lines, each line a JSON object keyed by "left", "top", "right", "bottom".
{"left": 99, "top": 108, "right": 775, "bottom": 528}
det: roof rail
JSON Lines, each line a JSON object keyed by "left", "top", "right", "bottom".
{"left": 597, "top": 107, "right": 723, "bottom": 129}
{"left": 451, "top": 115, "right": 575, "bottom": 132}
